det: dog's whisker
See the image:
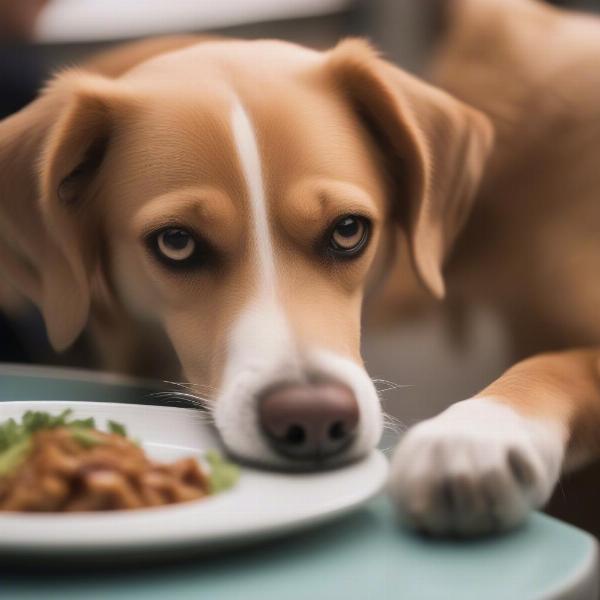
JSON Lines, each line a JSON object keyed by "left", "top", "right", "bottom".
{"left": 147, "top": 390, "right": 214, "bottom": 411}
{"left": 162, "top": 380, "right": 217, "bottom": 394}
{"left": 184, "top": 383, "right": 217, "bottom": 392}
{"left": 162, "top": 379, "right": 216, "bottom": 389}
{"left": 377, "top": 386, "right": 406, "bottom": 394}
{"left": 166, "top": 408, "right": 214, "bottom": 422}
{"left": 371, "top": 378, "right": 413, "bottom": 391}
{"left": 158, "top": 382, "right": 216, "bottom": 402}
{"left": 148, "top": 396, "right": 216, "bottom": 422}
{"left": 381, "top": 411, "right": 407, "bottom": 435}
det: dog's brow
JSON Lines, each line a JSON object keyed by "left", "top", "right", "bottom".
{"left": 132, "top": 187, "right": 239, "bottom": 245}
{"left": 231, "top": 100, "right": 276, "bottom": 295}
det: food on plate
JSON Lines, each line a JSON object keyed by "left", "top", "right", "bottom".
{"left": 0, "top": 410, "right": 238, "bottom": 512}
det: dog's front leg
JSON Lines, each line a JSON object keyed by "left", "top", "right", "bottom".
{"left": 390, "top": 348, "right": 600, "bottom": 535}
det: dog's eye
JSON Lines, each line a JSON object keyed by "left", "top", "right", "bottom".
{"left": 146, "top": 227, "right": 211, "bottom": 270}
{"left": 329, "top": 215, "right": 370, "bottom": 256}
{"left": 157, "top": 229, "right": 195, "bottom": 261}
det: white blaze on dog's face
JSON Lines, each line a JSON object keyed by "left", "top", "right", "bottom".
{"left": 215, "top": 101, "right": 384, "bottom": 465}
{"left": 0, "top": 38, "right": 491, "bottom": 468}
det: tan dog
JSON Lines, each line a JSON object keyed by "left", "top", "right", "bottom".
{"left": 0, "top": 0, "right": 597, "bottom": 535}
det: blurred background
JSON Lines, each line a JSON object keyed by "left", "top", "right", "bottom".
{"left": 1, "top": 0, "right": 599, "bottom": 431}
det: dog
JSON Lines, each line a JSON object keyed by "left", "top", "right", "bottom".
{"left": 1, "top": 0, "right": 599, "bottom": 536}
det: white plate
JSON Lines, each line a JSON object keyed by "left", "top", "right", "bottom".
{"left": 0, "top": 401, "right": 388, "bottom": 557}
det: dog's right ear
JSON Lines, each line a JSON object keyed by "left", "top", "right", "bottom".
{"left": 0, "top": 72, "right": 132, "bottom": 350}
{"left": 326, "top": 39, "right": 493, "bottom": 298}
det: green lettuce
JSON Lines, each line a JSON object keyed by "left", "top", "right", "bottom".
{"left": 205, "top": 450, "right": 240, "bottom": 494}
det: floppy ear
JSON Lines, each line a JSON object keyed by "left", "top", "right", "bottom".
{"left": 0, "top": 72, "right": 128, "bottom": 350}
{"left": 327, "top": 39, "right": 494, "bottom": 298}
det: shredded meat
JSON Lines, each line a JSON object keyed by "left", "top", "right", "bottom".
{"left": 0, "top": 428, "right": 209, "bottom": 511}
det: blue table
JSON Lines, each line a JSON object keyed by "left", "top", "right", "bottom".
{"left": 0, "top": 364, "right": 597, "bottom": 600}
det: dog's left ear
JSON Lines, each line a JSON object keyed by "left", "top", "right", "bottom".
{"left": 326, "top": 39, "right": 494, "bottom": 298}
{"left": 0, "top": 71, "right": 131, "bottom": 350}
{"left": 38, "top": 74, "right": 127, "bottom": 349}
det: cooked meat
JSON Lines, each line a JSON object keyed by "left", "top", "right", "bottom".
{"left": 0, "top": 427, "right": 209, "bottom": 512}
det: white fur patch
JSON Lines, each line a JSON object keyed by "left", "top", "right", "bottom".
{"left": 214, "top": 100, "right": 295, "bottom": 465}
{"left": 213, "top": 99, "right": 383, "bottom": 467}
{"left": 214, "top": 297, "right": 301, "bottom": 467}
{"left": 389, "top": 398, "right": 566, "bottom": 536}
{"left": 231, "top": 101, "right": 276, "bottom": 292}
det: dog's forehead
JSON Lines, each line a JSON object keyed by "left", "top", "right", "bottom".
{"left": 237, "top": 80, "right": 387, "bottom": 202}
{"left": 110, "top": 42, "right": 317, "bottom": 187}
{"left": 109, "top": 40, "right": 385, "bottom": 220}
{"left": 123, "top": 39, "right": 322, "bottom": 89}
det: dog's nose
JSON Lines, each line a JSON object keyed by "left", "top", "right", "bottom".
{"left": 259, "top": 382, "right": 359, "bottom": 460}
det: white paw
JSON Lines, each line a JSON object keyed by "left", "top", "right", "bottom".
{"left": 389, "top": 399, "right": 566, "bottom": 536}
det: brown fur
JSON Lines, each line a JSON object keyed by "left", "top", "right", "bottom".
{"left": 428, "top": 0, "right": 600, "bottom": 533}
{"left": 434, "top": 0, "right": 600, "bottom": 452}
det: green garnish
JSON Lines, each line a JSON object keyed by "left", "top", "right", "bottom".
{"left": 0, "top": 438, "right": 32, "bottom": 477}
{"left": 70, "top": 428, "right": 103, "bottom": 449}
{"left": 70, "top": 417, "right": 96, "bottom": 429}
{"left": 0, "top": 418, "right": 20, "bottom": 453}
{"left": 0, "top": 410, "right": 128, "bottom": 476}
{"left": 205, "top": 450, "right": 240, "bottom": 494}
{"left": 0, "top": 412, "right": 240, "bottom": 495}
{"left": 0, "top": 409, "right": 75, "bottom": 454}
{"left": 107, "top": 420, "right": 127, "bottom": 437}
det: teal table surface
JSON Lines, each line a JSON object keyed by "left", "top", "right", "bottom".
{"left": 0, "top": 364, "right": 598, "bottom": 600}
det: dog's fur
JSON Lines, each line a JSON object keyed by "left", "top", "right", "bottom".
{"left": 388, "top": 0, "right": 600, "bottom": 535}
{"left": 1, "top": 0, "right": 600, "bottom": 535}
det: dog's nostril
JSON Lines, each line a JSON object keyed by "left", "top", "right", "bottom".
{"left": 328, "top": 421, "right": 346, "bottom": 441}
{"left": 284, "top": 424, "right": 306, "bottom": 446}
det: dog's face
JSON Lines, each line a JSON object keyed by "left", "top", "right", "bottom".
{"left": 0, "top": 39, "right": 492, "bottom": 468}
{"left": 106, "top": 42, "right": 391, "bottom": 466}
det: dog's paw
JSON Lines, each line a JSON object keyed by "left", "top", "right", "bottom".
{"left": 389, "top": 399, "right": 565, "bottom": 536}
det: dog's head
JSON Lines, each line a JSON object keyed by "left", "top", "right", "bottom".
{"left": 0, "top": 39, "right": 492, "bottom": 468}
